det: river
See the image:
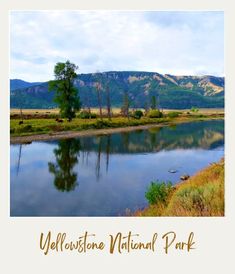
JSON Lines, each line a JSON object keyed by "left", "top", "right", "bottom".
{"left": 10, "top": 120, "right": 224, "bottom": 216}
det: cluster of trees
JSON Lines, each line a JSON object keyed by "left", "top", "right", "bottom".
{"left": 49, "top": 61, "right": 115, "bottom": 121}
{"left": 49, "top": 60, "right": 162, "bottom": 121}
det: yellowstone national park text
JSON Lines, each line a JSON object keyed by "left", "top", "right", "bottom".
{"left": 39, "top": 231, "right": 196, "bottom": 255}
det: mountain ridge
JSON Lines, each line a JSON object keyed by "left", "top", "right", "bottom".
{"left": 10, "top": 71, "right": 224, "bottom": 109}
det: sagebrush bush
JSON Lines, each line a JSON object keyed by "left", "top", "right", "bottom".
{"left": 166, "top": 160, "right": 224, "bottom": 216}
{"left": 135, "top": 160, "right": 224, "bottom": 217}
{"left": 145, "top": 181, "right": 173, "bottom": 205}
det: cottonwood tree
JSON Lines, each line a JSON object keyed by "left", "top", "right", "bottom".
{"left": 49, "top": 60, "right": 81, "bottom": 121}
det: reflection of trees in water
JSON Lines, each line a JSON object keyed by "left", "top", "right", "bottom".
{"left": 96, "top": 135, "right": 112, "bottom": 179}
{"left": 121, "top": 132, "right": 130, "bottom": 151}
{"left": 78, "top": 120, "right": 224, "bottom": 154}
{"left": 45, "top": 120, "right": 223, "bottom": 187}
{"left": 16, "top": 144, "right": 22, "bottom": 176}
{"left": 16, "top": 143, "right": 32, "bottom": 176}
{"left": 95, "top": 136, "right": 102, "bottom": 181}
{"left": 48, "top": 139, "right": 80, "bottom": 192}
{"left": 106, "top": 135, "right": 111, "bottom": 173}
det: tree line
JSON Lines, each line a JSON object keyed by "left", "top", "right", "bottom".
{"left": 49, "top": 60, "right": 160, "bottom": 121}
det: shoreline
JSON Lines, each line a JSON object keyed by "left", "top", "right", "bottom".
{"left": 10, "top": 123, "right": 170, "bottom": 144}
{"left": 135, "top": 158, "right": 224, "bottom": 217}
{"left": 10, "top": 117, "right": 223, "bottom": 144}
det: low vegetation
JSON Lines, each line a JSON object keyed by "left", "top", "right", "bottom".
{"left": 135, "top": 158, "right": 224, "bottom": 216}
{"left": 78, "top": 110, "right": 97, "bottom": 119}
{"left": 10, "top": 116, "right": 169, "bottom": 136}
{"left": 145, "top": 181, "right": 174, "bottom": 205}
{"left": 167, "top": 111, "right": 181, "bottom": 118}
{"left": 147, "top": 109, "right": 163, "bottom": 118}
{"left": 131, "top": 109, "right": 144, "bottom": 119}
{"left": 10, "top": 108, "right": 224, "bottom": 137}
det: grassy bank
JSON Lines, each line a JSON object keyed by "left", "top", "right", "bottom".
{"left": 11, "top": 117, "right": 170, "bottom": 136}
{"left": 135, "top": 158, "right": 224, "bottom": 217}
{"left": 10, "top": 111, "right": 224, "bottom": 137}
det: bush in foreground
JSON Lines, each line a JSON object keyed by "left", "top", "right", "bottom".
{"left": 166, "top": 160, "right": 224, "bottom": 216}
{"left": 136, "top": 159, "right": 224, "bottom": 217}
{"left": 145, "top": 181, "right": 174, "bottom": 205}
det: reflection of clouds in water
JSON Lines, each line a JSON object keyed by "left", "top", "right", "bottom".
{"left": 11, "top": 147, "right": 223, "bottom": 216}
{"left": 11, "top": 142, "right": 55, "bottom": 168}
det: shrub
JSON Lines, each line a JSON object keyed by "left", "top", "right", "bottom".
{"left": 48, "top": 114, "right": 59, "bottom": 119}
{"left": 197, "top": 114, "right": 205, "bottom": 118}
{"left": 168, "top": 111, "right": 181, "bottom": 118}
{"left": 166, "top": 159, "right": 224, "bottom": 216}
{"left": 145, "top": 181, "right": 173, "bottom": 205}
{"left": 15, "top": 124, "right": 33, "bottom": 134}
{"left": 95, "top": 120, "right": 111, "bottom": 128}
{"left": 22, "top": 125, "right": 32, "bottom": 132}
{"left": 191, "top": 107, "right": 199, "bottom": 113}
{"left": 147, "top": 109, "right": 163, "bottom": 118}
{"left": 79, "top": 110, "right": 97, "bottom": 119}
{"left": 132, "top": 110, "right": 144, "bottom": 119}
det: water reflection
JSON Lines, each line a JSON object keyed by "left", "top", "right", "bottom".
{"left": 77, "top": 120, "right": 224, "bottom": 154}
{"left": 15, "top": 120, "right": 224, "bottom": 189}
{"left": 10, "top": 120, "right": 224, "bottom": 216}
{"left": 48, "top": 139, "right": 80, "bottom": 192}
{"left": 16, "top": 144, "right": 22, "bottom": 175}
{"left": 46, "top": 120, "right": 224, "bottom": 190}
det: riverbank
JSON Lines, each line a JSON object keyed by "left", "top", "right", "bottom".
{"left": 135, "top": 158, "right": 224, "bottom": 217}
{"left": 10, "top": 114, "right": 223, "bottom": 144}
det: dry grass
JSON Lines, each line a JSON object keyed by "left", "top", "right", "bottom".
{"left": 11, "top": 107, "right": 124, "bottom": 116}
{"left": 10, "top": 108, "right": 224, "bottom": 116}
{"left": 10, "top": 108, "right": 60, "bottom": 115}
{"left": 135, "top": 159, "right": 224, "bottom": 217}
{"left": 163, "top": 108, "right": 224, "bottom": 115}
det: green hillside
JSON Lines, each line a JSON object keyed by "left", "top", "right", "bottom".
{"left": 10, "top": 71, "right": 224, "bottom": 109}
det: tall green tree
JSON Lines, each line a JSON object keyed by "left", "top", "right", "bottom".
{"left": 49, "top": 60, "right": 81, "bottom": 121}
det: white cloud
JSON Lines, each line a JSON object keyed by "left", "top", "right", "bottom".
{"left": 10, "top": 11, "right": 224, "bottom": 82}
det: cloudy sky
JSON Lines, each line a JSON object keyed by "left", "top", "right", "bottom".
{"left": 10, "top": 11, "right": 224, "bottom": 82}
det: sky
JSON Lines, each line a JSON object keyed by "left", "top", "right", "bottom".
{"left": 10, "top": 11, "right": 224, "bottom": 82}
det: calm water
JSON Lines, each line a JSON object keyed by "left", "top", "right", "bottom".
{"left": 10, "top": 120, "right": 224, "bottom": 216}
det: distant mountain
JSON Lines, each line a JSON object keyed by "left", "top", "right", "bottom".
{"left": 10, "top": 71, "right": 224, "bottom": 109}
{"left": 10, "top": 79, "right": 42, "bottom": 91}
